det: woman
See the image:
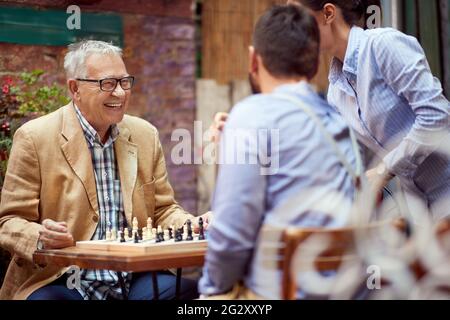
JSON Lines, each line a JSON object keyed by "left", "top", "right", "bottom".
{"left": 213, "top": 0, "right": 450, "bottom": 221}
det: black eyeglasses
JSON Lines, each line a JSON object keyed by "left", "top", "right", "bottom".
{"left": 76, "top": 76, "right": 135, "bottom": 92}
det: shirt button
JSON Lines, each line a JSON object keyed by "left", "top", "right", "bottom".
{"left": 103, "top": 172, "right": 107, "bottom": 178}
{"left": 92, "top": 215, "right": 99, "bottom": 223}
{"left": 105, "top": 196, "right": 110, "bottom": 201}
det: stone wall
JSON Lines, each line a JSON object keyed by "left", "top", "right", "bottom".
{"left": 0, "top": 0, "right": 198, "bottom": 213}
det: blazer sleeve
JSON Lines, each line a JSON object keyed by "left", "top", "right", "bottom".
{"left": 0, "top": 127, "right": 42, "bottom": 263}
{"left": 151, "top": 130, "right": 195, "bottom": 228}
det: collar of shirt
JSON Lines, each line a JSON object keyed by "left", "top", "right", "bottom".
{"left": 73, "top": 102, "right": 120, "bottom": 148}
{"left": 272, "top": 80, "right": 318, "bottom": 100}
{"left": 329, "top": 26, "right": 365, "bottom": 85}
{"left": 272, "top": 80, "right": 332, "bottom": 117}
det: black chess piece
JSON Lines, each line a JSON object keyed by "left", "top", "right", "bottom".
{"left": 174, "top": 229, "right": 180, "bottom": 242}
{"left": 158, "top": 232, "right": 165, "bottom": 242}
{"left": 198, "top": 217, "right": 205, "bottom": 240}
{"left": 186, "top": 219, "right": 193, "bottom": 241}
{"left": 175, "top": 228, "right": 183, "bottom": 242}
{"left": 168, "top": 227, "right": 173, "bottom": 240}
{"left": 120, "top": 229, "right": 126, "bottom": 243}
{"left": 134, "top": 231, "right": 139, "bottom": 243}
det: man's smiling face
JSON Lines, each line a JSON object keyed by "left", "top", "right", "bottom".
{"left": 76, "top": 53, "right": 131, "bottom": 134}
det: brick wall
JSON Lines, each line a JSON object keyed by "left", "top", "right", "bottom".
{"left": 0, "top": 0, "right": 198, "bottom": 213}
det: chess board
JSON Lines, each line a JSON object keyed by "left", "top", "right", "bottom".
{"left": 76, "top": 237, "right": 207, "bottom": 253}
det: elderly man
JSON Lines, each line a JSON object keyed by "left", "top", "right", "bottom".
{"left": 0, "top": 40, "right": 210, "bottom": 300}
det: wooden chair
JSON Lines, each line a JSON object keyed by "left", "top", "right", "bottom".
{"left": 277, "top": 219, "right": 408, "bottom": 300}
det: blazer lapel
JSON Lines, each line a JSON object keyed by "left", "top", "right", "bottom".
{"left": 115, "top": 124, "right": 138, "bottom": 224}
{"left": 60, "top": 104, "right": 99, "bottom": 215}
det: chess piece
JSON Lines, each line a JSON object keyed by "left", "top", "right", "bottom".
{"left": 105, "top": 229, "right": 111, "bottom": 241}
{"left": 147, "top": 227, "right": 152, "bottom": 240}
{"left": 120, "top": 228, "right": 126, "bottom": 243}
{"left": 134, "top": 230, "right": 139, "bottom": 243}
{"left": 155, "top": 232, "right": 162, "bottom": 243}
{"left": 164, "top": 230, "right": 169, "bottom": 241}
{"left": 178, "top": 227, "right": 185, "bottom": 242}
{"left": 152, "top": 228, "right": 157, "bottom": 240}
{"left": 168, "top": 226, "right": 173, "bottom": 240}
{"left": 174, "top": 228, "right": 182, "bottom": 242}
{"left": 198, "top": 217, "right": 205, "bottom": 240}
{"left": 183, "top": 224, "right": 188, "bottom": 241}
{"left": 186, "top": 219, "right": 193, "bottom": 241}
{"left": 142, "top": 227, "right": 148, "bottom": 241}
{"left": 132, "top": 217, "right": 139, "bottom": 235}
{"left": 147, "top": 217, "right": 152, "bottom": 230}
{"left": 106, "top": 221, "right": 112, "bottom": 241}
{"left": 111, "top": 228, "right": 117, "bottom": 241}
{"left": 124, "top": 227, "right": 130, "bottom": 241}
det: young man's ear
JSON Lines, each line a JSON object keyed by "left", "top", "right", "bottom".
{"left": 67, "top": 79, "right": 79, "bottom": 99}
{"left": 322, "top": 3, "right": 337, "bottom": 25}
{"left": 248, "top": 46, "right": 258, "bottom": 75}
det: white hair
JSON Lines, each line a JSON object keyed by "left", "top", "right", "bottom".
{"left": 63, "top": 40, "right": 123, "bottom": 79}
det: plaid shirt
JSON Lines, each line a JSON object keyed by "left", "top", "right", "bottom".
{"left": 73, "top": 104, "right": 131, "bottom": 300}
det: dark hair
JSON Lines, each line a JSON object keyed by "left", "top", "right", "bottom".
{"left": 253, "top": 4, "right": 320, "bottom": 80}
{"left": 298, "top": 0, "right": 382, "bottom": 29}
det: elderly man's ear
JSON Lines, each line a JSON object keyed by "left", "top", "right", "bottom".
{"left": 67, "top": 79, "right": 79, "bottom": 100}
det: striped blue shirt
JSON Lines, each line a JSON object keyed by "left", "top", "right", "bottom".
{"left": 74, "top": 104, "right": 131, "bottom": 300}
{"left": 328, "top": 26, "right": 450, "bottom": 221}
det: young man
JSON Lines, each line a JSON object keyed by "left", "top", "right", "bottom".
{"left": 199, "top": 4, "right": 361, "bottom": 299}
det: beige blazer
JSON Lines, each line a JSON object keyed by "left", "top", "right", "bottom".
{"left": 0, "top": 103, "right": 194, "bottom": 300}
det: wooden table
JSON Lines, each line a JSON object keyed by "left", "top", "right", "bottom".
{"left": 33, "top": 245, "right": 207, "bottom": 300}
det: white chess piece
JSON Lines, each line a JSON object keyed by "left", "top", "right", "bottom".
{"left": 147, "top": 227, "right": 153, "bottom": 240}
{"left": 164, "top": 230, "right": 169, "bottom": 241}
{"left": 132, "top": 217, "right": 139, "bottom": 233}
{"left": 152, "top": 228, "right": 157, "bottom": 240}
{"left": 142, "top": 227, "right": 148, "bottom": 241}
{"left": 147, "top": 217, "right": 152, "bottom": 230}
{"left": 111, "top": 228, "right": 117, "bottom": 241}
{"left": 124, "top": 227, "right": 130, "bottom": 241}
{"left": 105, "top": 229, "right": 111, "bottom": 241}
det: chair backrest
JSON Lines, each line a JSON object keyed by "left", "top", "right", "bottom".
{"left": 278, "top": 219, "right": 408, "bottom": 300}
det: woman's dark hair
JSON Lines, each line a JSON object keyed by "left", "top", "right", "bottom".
{"left": 253, "top": 4, "right": 320, "bottom": 80}
{"left": 299, "top": 0, "right": 382, "bottom": 29}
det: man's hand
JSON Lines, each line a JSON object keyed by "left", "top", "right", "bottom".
{"left": 210, "top": 112, "right": 229, "bottom": 143}
{"left": 192, "top": 211, "right": 213, "bottom": 233}
{"left": 38, "top": 219, "right": 74, "bottom": 249}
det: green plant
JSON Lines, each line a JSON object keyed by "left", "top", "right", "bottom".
{"left": 0, "top": 70, "right": 70, "bottom": 185}
{"left": 0, "top": 70, "right": 69, "bottom": 287}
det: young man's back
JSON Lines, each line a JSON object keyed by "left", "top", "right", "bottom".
{"left": 200, "top": 81, "right": 359, "bottom": 299}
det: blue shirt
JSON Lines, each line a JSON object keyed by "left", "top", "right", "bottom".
{"left": 198, "top": 81, "right": 357, "bottom": 298}
{"left": 74, "top": 104, "right": 130, "bottom": 300}
{"left": 328, "top": 26, "right": 450, "bottom": 220}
